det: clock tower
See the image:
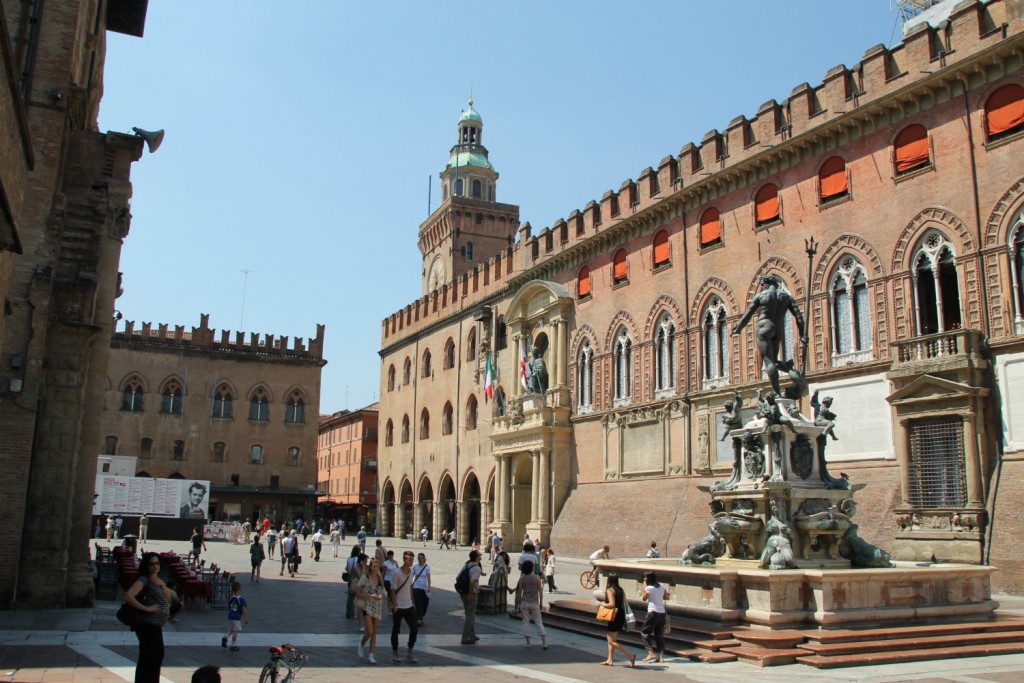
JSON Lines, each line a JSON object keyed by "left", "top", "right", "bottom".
{"left": 419, "top": 99, "right": 520, "bottom": 295}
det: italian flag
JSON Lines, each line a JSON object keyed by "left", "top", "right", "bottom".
{"left": 484, "top": 353, "right": 494, "bottom": 401}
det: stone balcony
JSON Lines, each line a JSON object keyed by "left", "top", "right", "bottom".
{"left": 888, "top": 328, "right": 989, "bottom": 380}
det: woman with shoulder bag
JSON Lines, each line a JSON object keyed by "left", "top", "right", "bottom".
{"left": 355, "top": 558, "right": 386, "bottom": 664}
{"left": 124, "top": 552, "right": 173, "bottom": 683}
{"left": 598, "top": 573, "right": 635, "bottom": 667}
{"left": 641, "top": 570, "right": 671, "bottom": 663}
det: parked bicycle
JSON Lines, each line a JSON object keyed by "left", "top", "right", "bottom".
{"left": 258, "top": 643, "right": 307, "bottom": 683}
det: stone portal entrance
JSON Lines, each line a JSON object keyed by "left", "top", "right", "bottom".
{"left": 490, "top": 280, "right": 574, "bottom": 547}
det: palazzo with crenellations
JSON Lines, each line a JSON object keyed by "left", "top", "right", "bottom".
{"left": 377, "top": 0, "right": 1024, "bottom": 593}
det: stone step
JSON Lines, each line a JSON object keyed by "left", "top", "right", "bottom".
{"left": 720, "top": 646, "right": 807, "bottom": 667}
{"left": 803, "top": 616, "right": 1024, "bottom": 644}
{"left": 540, "top": 603, "right": 738, "bottom": 663}
{"left": 797, "top": 630, "right": 1024, "bottom": 656}
{"left": 732, "top": 628, "right": 808, "bottom": 649}
{"left": 796, "top": 641, "right": 1024, "bottom": 669}
{"left": 548, "top": 598, "right": 735, "bottom": 639}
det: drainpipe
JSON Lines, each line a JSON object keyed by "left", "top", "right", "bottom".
{"left": 960, "top": 74, "right": 1000, "bottom": 564}
{"left": 454, "top": 316, "right": 463, "bottom": 540}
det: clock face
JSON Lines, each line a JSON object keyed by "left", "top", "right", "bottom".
{"left": 428, "top": 258, "right": 445, "bottom": 291}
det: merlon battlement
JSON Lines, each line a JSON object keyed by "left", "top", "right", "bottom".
{"left": 113, "top": 313, "right": 326, "bottom": 359}
{"left": 382, "top": 245, "right": 522, "bottom": 345}
{"left": 511, "top": 0, "right": 1018, "bottom": 268}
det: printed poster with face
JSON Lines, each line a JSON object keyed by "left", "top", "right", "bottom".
{"left": 94, "top": 476, "right": 211, "bottom": 519}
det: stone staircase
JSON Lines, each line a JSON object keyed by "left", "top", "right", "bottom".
{"left": 542, "top": 599, "right": 1024, "bottom": 668}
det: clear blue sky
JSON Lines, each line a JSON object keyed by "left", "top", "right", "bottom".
{"left": 99, "top": 1, "right": 901, "bottom": 414}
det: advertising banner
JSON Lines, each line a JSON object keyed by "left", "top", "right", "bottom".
{"left": 94, "top": 475, "right": 210, "bottom": 519}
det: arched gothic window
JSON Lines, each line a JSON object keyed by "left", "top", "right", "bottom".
{"left": 830, "top": 257, "right": 874, "bottom": 365}
{"left": 467, "top": 328, "right": 477, "bottom": 361}
{"left": 612, "top": 329, "right": 633, "bottom": 407}
{"left": 702, "top": 298, "right": 730, "bottom": 390}
{"left": 387, "top": 365, "right": 396, "bottom": 392}
{"left": 913, "top": 231, "right": 962, "bottom": 335}
{"left": 249, "top": 387, "right": 270, "bottom": 422}
{"left": 121, "top": 376, "right": 145, "bottom": 412}
{"left": 655, "top": 314, "right": 676, "bottom": 398}
{"left": 421, "top": 349, "right": 432, "bottom": 378}
{"left": 420, "top": 408, "right": 430, "bottom": 440}
{"left": 403, "top": 357, "right": 412, "bottom": 384}
{"left": 496, "top": 316, "right": 507, "bottom": 350}
{"left": 1009, "top": 211, "right": 1024, "bottom": 335}
{"left": 212, "top": 383, "right": 233, "bottom": 419}
{"left": 160, "top": 379, "right": 183, "bottom": 415}
{"left": 401, "top": 415, "right": 410, "bottom": 443}
{"left": 442, "top": 401, "right": 453, "bottom": 435}
{"left": 385, "top": 419, "right": 394, "bottom": 446}
{"left": 285, "top": 391, "right": 306, "bottom": 424}
{"left": 444, "top": 338, "right": 456, "bottom": 370}
{"left": 465, "top": 395, "right": 478, "bottom": 430}
{"left": 577, "top": 340, "right": 594, "bottom": 414}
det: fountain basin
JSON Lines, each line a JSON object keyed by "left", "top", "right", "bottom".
{"left": 594, "top": 559, "right": 997, "bottom": 627}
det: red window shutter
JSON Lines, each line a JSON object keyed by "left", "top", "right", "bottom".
{"left": 653, "top": 231, "right": 670, "bottom": 266}
{"left": 577, "top": 267, "right": 591, "bottom": 297}
{"left": 700, "top": 208, "right": 721, "bottom": 246}
{"left": 986, "top": 84, "right": 1024, "bottom": 137}
{"left": 894, "top": 125, "right": 929, "bottom": 173}
{"left": 819, "top": 157, "right": 848, "bottom": 199}
{"left": 613, "top": 250, "right": 628, "bottom": 281}
{"left": 755, "top": 184, "right": 780, "bottom": 223}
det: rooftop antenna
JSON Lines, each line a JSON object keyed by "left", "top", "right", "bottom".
{"left": 240, "top": 269, "right": 251, "bottom": 329}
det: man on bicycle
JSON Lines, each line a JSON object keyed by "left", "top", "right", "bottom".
{"left": 589, "top": 545, "right": 610, "bottom": 588}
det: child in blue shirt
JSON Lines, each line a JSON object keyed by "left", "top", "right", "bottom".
{"left": 222, "top": 581, "right": 249, "bottom": 651}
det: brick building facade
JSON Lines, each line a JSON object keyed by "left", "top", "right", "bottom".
{"left": 378, "top": 0, "right": 1024, "bottom": 593}
{"left": 101, "top": 315, "right": 326, "bottom": 526}
{"left": 0, "top": 0, "right": 150, "bottom": 608}
{"left": 316, "top": 404, "right": 379, "bottom": 532}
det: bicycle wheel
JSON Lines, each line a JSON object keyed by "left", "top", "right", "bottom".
{"left": 580, "top": 569, "right": 597, "bottom": 589}
{"left": 258, "top": 663, "right": 277, "bottom": 683}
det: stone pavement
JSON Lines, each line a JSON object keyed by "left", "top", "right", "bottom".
{"left": 1, "top": 536, "right": 1023, "bottom": 682}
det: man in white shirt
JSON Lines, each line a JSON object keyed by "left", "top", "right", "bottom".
{"left": 646, "top": 541, "right": 662, "bottom": 558}
{"left": 589, "top": 545, "right": 610, "bottom": 588}
{"left": 389, "top": 550, "right": 419, "bottom": 663}
{"left": 420, "top": 526, "right": 429, "bottom": 546}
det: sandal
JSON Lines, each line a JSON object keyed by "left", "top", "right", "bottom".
{"left": 600, "top": 661, "right": 613, "bottom": 666}
{"left": 630, "top": 654, "right": 636, "bottom": 668}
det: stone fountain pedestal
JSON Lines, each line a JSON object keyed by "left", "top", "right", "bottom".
{"left": 592, "top": 396, "right": 999, "bottom": 629}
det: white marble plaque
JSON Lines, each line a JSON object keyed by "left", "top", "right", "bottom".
{"left": 1000, "top": 354, "right": 1024, "bottom": 451}
{"left": 623, "top": 422, "right": 663, "bottom": 473}
{"left": 809, "top": 373, "right": 894, "bottom": 461}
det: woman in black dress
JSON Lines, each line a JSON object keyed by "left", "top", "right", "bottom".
{"left": 599, "top": 573, "right": 635, "bottom": 667}
{"left": 124, "top": 552, "right": 172, "bottom": 683}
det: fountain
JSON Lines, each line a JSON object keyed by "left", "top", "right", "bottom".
{"left": 592, "top": 243, "right": 998, "bottom": 631}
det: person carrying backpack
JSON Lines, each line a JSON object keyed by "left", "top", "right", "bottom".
{"left": 455, "top": 550, "right": 483, "bottom": 645}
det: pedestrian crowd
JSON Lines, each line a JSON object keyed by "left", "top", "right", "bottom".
{"left": 119, "top": 519, "right": 678, "bottom": 674}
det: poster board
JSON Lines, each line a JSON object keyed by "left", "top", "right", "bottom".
{"left": 94, "top": 475, "right": 210, "bottom": 519}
